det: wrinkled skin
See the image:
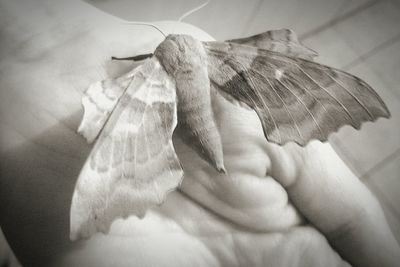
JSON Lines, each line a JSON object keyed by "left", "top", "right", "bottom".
{"left": 0, "top": 1, "right": 399, "bottom": 266}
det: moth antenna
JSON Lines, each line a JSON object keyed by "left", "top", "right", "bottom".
{"left": 111, "top": 53, "right": 153, "bottom": 61}
{"left": 121, "top": 21, "right": 167, "bottom": 38}
{"left": 171, "top": 0, "right": 210, "bottom": 35}
{"left": 178, "top": 0, "right": 210, "bottom": 22}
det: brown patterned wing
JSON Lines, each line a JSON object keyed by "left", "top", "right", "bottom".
{"left": 204, "top": 42, "right": 390, "bottom": 146}
{"left": 226, "top": 29, "right": 318, "bottom": 60}
{"left": 70, "top": 57, "right": 183, "bottom": 240}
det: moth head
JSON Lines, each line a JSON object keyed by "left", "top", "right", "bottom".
{"left": 154, "top": 34, "right": 206, "bottom": 76}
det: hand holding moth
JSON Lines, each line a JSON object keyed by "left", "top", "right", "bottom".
{"left": 71, "top": 27, "right": 390, "bottom": 239}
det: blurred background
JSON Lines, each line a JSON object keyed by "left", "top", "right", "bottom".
{"left": 1, "top": 0, "right": 399, "bottom": 266}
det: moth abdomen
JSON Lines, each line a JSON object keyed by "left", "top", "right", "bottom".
{"left": 155, "top": 34, "right": 226, "bottom": 173}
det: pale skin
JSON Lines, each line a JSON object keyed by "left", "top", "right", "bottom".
{"left": 0, "top": 0, "right": 399, "bottom": 266}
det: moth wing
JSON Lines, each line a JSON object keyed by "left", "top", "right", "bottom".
{"left": 204, "top": 42, "right": 390, "bottom": 146}
{"left": 70, "top": 57, "right": 183, "bottom": 240}
{"left": 78, "top": 67, "right": 138, "bottom": 143}
{"left": 226, "top": 29, "right": 317, "bottom": 60}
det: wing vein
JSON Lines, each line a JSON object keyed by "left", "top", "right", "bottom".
{"left": 279, "top": 69, "right": 335, "bottom": 128}
{"left": 277, "top": 78, "right": 323, "bottom": 138}
{"left": 229, "top": 59, "right": 283, "bottom": 142}
{"left": 143, "top": 82, "right": 154, "bottom": 164}
{"left": 325, "top": 71, "right": 374, "bottom": 120}
{"left": 133, "top": 66, "right": 158, "bottom": 177}
{"left": 245, "top": 63, "right": 303, "bottom": 140}
{"left": 161, "top": 100, "right": 176, "bottom": 181}
{"left": 294, "top": 63, "right": 356, "bottom": 124}
{"left": 264, "top": 76, "right": 303, "bottom": 140}
{"left": 251, "top": 59, "right": 333, "bottom": 128}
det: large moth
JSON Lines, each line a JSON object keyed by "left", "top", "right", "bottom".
{"left": 70, "top": 29, "right": 390, "bottom": 240}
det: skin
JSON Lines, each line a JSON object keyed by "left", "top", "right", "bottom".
{"left": 0, "top": 0, "right": 399, "bottom": 266}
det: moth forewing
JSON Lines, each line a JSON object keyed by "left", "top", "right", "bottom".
{"left": 204, "top": 39, "right": 390, "bottom": 145}
{"left": 70, "top": 57, "right": 183, "bottom": 240}
{"left": 78, "top": 67, "right": 140, "bottom": 143}
{"left": 226, "top": 29, "right": 318, "bottom": 60}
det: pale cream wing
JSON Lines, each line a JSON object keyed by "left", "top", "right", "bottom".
{"left": 78, "top": 67, "right": 138, "bottom": 143}
{"left": 70, "top": 57, "right": 183, "bottom": 240}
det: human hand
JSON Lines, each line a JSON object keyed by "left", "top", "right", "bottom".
{"left": 0, "top": 1, "right": 399, "bottom": 266}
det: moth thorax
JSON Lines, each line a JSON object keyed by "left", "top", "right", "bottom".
{"left": 155, "top": 34, "right": 210, "bottom": 108}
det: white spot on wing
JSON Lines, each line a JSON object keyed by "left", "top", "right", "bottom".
{"left": 275, "top": 69, "right": 284, "bottom": 80}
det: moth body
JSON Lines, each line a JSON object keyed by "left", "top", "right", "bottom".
{"left": 155, "top": 35, "right": 226, "bottom": 173}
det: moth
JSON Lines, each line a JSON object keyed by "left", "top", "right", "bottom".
{"left": 70, "top": 29, "right": 390, "bottom": 240}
